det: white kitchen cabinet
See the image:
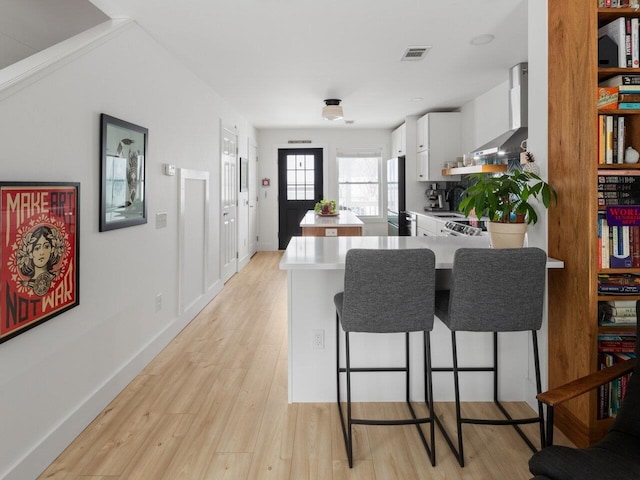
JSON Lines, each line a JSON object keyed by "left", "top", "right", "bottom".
{"left": 417, "top": 226, "right": 429, "bottom": 237}
{"left": 416, "top": 115, "right": 428, "bottom": 152}
{"left": 415, "top": 112, "right": 461, "bottom": 182}
{"left": 415, "top": 213, "right": 438, "bottom": 236}
{"left": 391, "top": 123, "right": 406, "bottom": 157}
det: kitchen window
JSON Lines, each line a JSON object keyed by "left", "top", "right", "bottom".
{"left": 337, "top": 149, "right": 382, "bottom": 216}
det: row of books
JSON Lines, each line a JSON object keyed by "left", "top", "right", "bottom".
{"left": 598, "top": 272, "right": 640, "bottom": 294}
{"left": 598, "top": 17, "right": 640, "bottom": 68}
{"left": 599, "top": 0, "right": 638, "bottom": 7}
{"left": 598, "top": 86, "right": 640, "bottom": 109}
{"left": 597, "top": 216, "right": 640, "bottom": 268}
{"left": 597, "top": 351, "right": 635, "bottom": 419}
{"left": 598, "top": 114, "right": 626, "bottom": 164}
{"left": 597, "top": 172, "right": 640, "bottom": 203}
{"left": 597, "top": 331, "right": 636, "bottom": 419}
{"left": 598, "top": 300, "right": 638, "bottom": 325}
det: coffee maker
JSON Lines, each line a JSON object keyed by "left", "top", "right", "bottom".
{"left": 424, "top": 184, "right": 447, "bottom": 211}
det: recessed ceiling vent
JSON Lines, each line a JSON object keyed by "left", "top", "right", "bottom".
{"left": 401, "top": 46, "right": 431, "bottom": 61}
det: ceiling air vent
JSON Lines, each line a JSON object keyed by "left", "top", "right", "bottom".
{"left": 401, "top": 46, "right": 431, "bottom": 61}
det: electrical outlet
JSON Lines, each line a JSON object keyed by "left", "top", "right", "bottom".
{"left": 312, "top": 329, "right": 325, "bottom": 349}
{"left": 155, "top": 293, "right": 162, "bottom": 312}
{"left": 325, "top": 228, "right": 338, "bottom": 237}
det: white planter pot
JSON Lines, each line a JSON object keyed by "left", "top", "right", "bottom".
{"left": 487, "top": 222, "right": 528, "bottom": 248}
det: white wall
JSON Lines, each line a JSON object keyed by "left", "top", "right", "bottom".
{"left": 256, "top": 128, "right": 391, "bottom": 250}
{"left": 0, "top": 21, "right": 255, "bottom": 480}
{"left": 526, "top": 0, "right": 550, "bottom": 405}
{"left": 460, "top": 79, "right": 510, "bottom": 154}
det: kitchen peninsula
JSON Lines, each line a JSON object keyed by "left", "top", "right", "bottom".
{"left": 279, "top": 235, "right": 563, "bottom": 403}
{"left": 299, "top": 209, "right": 364, "bottom": 236}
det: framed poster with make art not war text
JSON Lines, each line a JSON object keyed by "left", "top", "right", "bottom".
{"left": 0, "top": 182, "right": 80, "bottom": 344}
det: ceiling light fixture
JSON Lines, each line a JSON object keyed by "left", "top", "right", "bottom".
{"left": 470, "top": 34, "right": 495, "bottom": 46}
{"left": 322, "top": 99, "right": 344, "bottom": 120}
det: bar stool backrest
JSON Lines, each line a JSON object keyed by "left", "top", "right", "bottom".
{"left": 341, "top": 248, "right": 436, "bottom": 333}
{"left": 446, "top": 247, "right": 547, "bottom": 332}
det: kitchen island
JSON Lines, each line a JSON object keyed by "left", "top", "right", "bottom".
{"left": 280, "top": 235, "right": 563, "bottom": 403}
{"left": 299, "top": 209, "right": 364, "bottom": 236}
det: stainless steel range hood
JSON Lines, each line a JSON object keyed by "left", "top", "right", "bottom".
{"left": 470, "top": 62, "right": 528, "bottom": 161}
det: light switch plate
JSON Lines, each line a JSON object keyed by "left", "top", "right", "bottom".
{"left": 156, "top": 212, "right": 168, "bottom": 228}
{"left": 163, "top": 163, "right": 176, "bottom": 176}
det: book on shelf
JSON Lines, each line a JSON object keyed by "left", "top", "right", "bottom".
{"left": 598, "top": 273, "right": 640, "bottom": 285}
{"left": 598, "top": 114, "right": 626, "bottom": 164}
{"left": 597, "top": 350, "right": 636, "bottom": 419}
{"left": 600, "top": 317, "right": 638, "bottom": 326}
{"left": 598, "top": 182, "right": 640, "bottom": 191}
{"left": 618, "top": 102, "right": 640, "bottom": 109}
{"left": 607, "top": 115, "right": 614, "bottom": 163}
{"left": 599, "top": 210, "right": 640, "bottom": 268}
{"left": 600, "top": 74, "right": 640, "bottom": 87}
{"left": 598, "top": 190, "right": 640, "bottom": 198}
{"left": 598, "top": 87, "right": 619, "bottom": 109}
{"left": 598, "top": 272, "right": 640, "bottom": 294}
{"left": 599, "top": 299, "right": 638, "bottom": 317}
{"left": 598, "top": 338, "right": 637, "bottom": 350}
{"left": 618, "top": 93, "right": 640, "bottom": 102}
{"left": 633, "top": 17, "right": 639, "bottom": 68}
{"left": 599, "top": 197, "right": 640, "bottom": 205}
{"left": 599, "top": 17, "right": 627, "bottom": 67}
{"left": 599, "top": 174, "right": 640, "bottom": 184}
{"left": 598, "top": 300, "right": 637, "bottom": 324}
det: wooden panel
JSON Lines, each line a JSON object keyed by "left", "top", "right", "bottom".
{"left": 301, "top": 226, "right": 363, "bottom": 236}
{"left": 441, "top": 164, "right": 508, "bottom": 176}
{"left": 547, "top": 0, "right": 598, "bottom": 447}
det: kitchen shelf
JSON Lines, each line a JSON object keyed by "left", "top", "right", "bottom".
{"left": 441, "top": 164, "right": 507, "bottom": 176}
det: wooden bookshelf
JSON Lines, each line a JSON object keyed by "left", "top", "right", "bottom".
{"left": 548, "top": 1, "right": 640, "bottom": 448}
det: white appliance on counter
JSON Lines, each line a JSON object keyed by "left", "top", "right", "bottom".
{"left": 441, "top": 219, "right": 484, "bottom": 236}
{"left": 414, "top": 211, "right": 486, "bottom": 237}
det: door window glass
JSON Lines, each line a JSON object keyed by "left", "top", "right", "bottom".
{"left": 286, "top": 154, "right": 315, "bottom": 200}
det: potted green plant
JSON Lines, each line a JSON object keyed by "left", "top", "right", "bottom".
{"left": 458, "top": 169, "right": 557, "bottom": 248}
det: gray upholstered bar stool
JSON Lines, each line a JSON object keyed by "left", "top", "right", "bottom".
{"left": 335, "top": 248, "right": 437, "bottom": 468}
{"left": 433, "top": 247, "right": 547, "bottom": 467}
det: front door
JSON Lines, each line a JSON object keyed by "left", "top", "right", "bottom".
{"left": 278, "top": 148, "right": 323, "bottom": 249}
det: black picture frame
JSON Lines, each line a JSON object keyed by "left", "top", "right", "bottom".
{"left": 0, "top": 182, "right": 80, "bottom": 344}
{"left": 100, "top": 114, "right": 148, "bottom": 231}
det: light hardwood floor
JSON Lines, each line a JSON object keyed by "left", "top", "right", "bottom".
{"left": 38, "top": 251, "right": 572, "bottom": 480}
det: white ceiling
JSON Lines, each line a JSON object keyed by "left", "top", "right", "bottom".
{"left": 1, "top": 0, "right": 528, "bottom": 130}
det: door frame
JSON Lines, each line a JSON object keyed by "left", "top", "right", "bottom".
{"left": 220, "top": 124, "right": 238, "bottom": 283}
{"left": 276, "top": 144, "right": 328, "bottom": 249}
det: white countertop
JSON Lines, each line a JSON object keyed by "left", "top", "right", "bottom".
{"left": 280, "top": 235, "right": 564, "bottom": 270}
{"left": 299, "top": 209, "right": 364, "bottom": 227}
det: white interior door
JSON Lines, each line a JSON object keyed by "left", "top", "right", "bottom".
{"left": 221, "top": 126, "right": 238, "bottom": 283}
{"left": 248, "top": 142, "right": 258, "bottom": 256}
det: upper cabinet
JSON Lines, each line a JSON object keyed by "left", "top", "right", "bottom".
{"left": 391, "top": 123, "right": 406, "bottom": 157}
{"left": 416, "top": 112, "right": 461, "bottom": 181}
